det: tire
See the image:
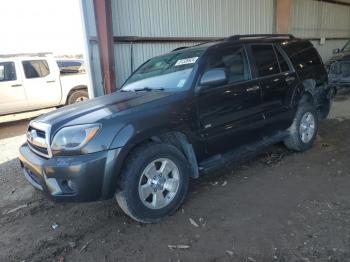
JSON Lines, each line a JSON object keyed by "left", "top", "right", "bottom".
{"left": 67, "top": 89, "right": 89, "bottom": 105}
{"left": 116, "top": 142, "right": 190, "bottom": 223}
{"left": 284, "top": 101, "right": 319, "bottom": 152}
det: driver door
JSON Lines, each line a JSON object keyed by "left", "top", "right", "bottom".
{"left": 196, "top": 45, "right": 264, "bottom": 155}
{"left": 0, "top": 60, "right": 28, "bottom": 115}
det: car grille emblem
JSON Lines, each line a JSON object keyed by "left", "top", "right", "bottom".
{"left": 27, "top": 130, "right": 36, "bottom": 142}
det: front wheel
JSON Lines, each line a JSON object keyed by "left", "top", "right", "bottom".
{"left": 284, "top": 102, "right": 319, "bottom": 152}
{"left": 116, "top": 143, "right": 190, "bottom": 223}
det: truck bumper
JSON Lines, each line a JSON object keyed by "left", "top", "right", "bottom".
{"left": 19, "top": 143, "right": 121, "bottom": 202}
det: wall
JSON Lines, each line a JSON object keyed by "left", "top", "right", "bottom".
{"left": 291, "top": 0, "right": 350, "bottom": 61}
{"left": 112, "top": 0, "right": 275, "bottom": 86}
{"left": 82, "top": 0, "right": 350, "bottom": 93}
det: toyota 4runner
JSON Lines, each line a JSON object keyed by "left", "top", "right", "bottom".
{"left": 19, "top": 34, "right": 334, "bottom": 223}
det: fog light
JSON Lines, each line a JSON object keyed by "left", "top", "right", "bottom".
{"left": 61, "top": 179, "right": 77, "bottom": 193}
{"left": 67, "top": 180, "right": 78, "bottom": 192}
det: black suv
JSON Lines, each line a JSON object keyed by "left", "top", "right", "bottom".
{"left": 19, "top": 34, "right": 333, "bottom": 223}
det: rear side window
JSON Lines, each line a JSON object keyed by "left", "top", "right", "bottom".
{"left": 57, "top": 60, "right": 84, "bottom": 74}
{"left": 206, "top": 46, "right": 251, "bottom": 84}
{"left": 281, "top": 41, "right": 322, "bottom": 71}
{"left": 0, "top": 62, "right": 17, "bottom": 82}
{"left": 23, "top": 60, "right": 50, "bottom": 79}
{"left": 251, "top": 45, "right": 279, "bottom": 77}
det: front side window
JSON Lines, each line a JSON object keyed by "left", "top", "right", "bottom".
{"left": 0, "top": 62, "right": 17, "bottom": 82}
{"left": 122, "top": 49, "right": 205, "bottom": 91}
{"left": 205, "top": 46, "right": 251, "bottom": 84}
{"left": 23, "top": 60, "right": 50, "bottom": 79}
{"left": 251, "top": 45, "right": 279, "bottom": 77}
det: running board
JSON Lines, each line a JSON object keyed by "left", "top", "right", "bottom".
{"left": 198, "top": 131, "right": 289, "bottom": 174}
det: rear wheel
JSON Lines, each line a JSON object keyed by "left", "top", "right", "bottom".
{"left": 67, "top": 89, "right": 89, "bottom": 105}
{"left": 284, "top": 101, "right": 319, "bottom": 152}
{"left": 116, "top": 143, "right": 190, "bottom": 223}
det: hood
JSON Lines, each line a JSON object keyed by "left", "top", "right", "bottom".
{"left": 35, "top": 91, "right": 173, "bottom": 129}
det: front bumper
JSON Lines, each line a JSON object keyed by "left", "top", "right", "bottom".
{"left": 19, "top": 143, "right": 121, "bottom": 202}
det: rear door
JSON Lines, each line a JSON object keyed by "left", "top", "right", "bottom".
{"left": 21, "top": 58, "right": 61, "bottom": 109}
{"left": 197, "top": 45, "right": 264, "bottom": 155}
{"left": 248, "top": 44, "right": 297, "bottom": 133}
{"left": 0, "top": 60, "right": 28, "bottom": 115}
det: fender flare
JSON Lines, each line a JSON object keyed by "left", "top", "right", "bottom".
{"left": 291, "top": 79, "right": 317, "bottom": 107}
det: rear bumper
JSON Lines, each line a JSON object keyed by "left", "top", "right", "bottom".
{"left": 19, "top": 143, "right": 121, "bottom": 202}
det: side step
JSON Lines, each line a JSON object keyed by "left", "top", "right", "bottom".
{"left": 198, "top": 131, "right": 289, "bottom": 174}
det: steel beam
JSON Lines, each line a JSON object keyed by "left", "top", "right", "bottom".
{"left": 94, "top": 0, "right": 116, "bottom": 93}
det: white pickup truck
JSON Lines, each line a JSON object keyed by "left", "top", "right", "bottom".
{"left": 0, "top": 53, "right": 89, "bottom": 115}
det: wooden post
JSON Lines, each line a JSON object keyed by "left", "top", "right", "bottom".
{"left": 94, "top": 0, "right": 116, "bottom": 94}
{"left": 276, "top": 0, "right": 293, "bottom": 34}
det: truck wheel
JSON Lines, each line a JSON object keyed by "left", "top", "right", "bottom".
{"left": 67, "top": 90, "right": 89, "bottom": 105}
{"left": 284, "top": 102, "right": 319, "bottom": 152}
{"left": 116, "top": 143, "right": 190, "bottom": 223}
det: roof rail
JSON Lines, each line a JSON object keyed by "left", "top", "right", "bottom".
{"left": 226, "top": 34, "right": 296, "bottom": 41}
{"left": 172, "top": 46, "right": 190, "bottom": 52}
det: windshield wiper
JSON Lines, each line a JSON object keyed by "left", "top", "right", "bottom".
{"left": 133, "top": 87, "right": 165, "bottom": 92}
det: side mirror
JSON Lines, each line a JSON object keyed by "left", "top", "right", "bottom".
{"left": 199, "top": 68, "right": 228, "bottom": 89}
{"left": 333, "top": 48, "right": 340, "bottom": 55}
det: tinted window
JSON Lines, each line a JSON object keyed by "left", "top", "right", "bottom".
{"left": 23, "top": 60, "right": 50, "bottom": 79}
{"left": 206, "top": 46, "right": 251, "bottom": 84}
{"left": 281, "top": 41, "right": 322, "bottom": 71}
{"left": 57, "top": 60, "right": 84, "bottom": 74}
{"left": 275, "top": 47, "right": 290, "bottom": 72}
{"left": 57, "top": 61, "right": 82, "bottom": 68}
{"left": 0, "top": 62, "right": 17, "bottom": 82}
{"left": 251, "top": 45, "right": 279, "bottom": 77}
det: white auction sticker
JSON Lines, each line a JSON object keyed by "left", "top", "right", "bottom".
{"left": 175, "top": 57, "right": 199, "bottom": 66}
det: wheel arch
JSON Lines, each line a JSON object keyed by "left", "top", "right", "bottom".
{"left": 65, "top": 85, "right": 88, "bottom": 104}
{"left": 291, "top": 79, "right": 317, "bottom": 106}
{"left": 103, "top": 128, "right": 200, "bottom": 199}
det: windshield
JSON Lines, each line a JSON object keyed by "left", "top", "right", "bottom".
{"left": 122, "top": 49, "right": 204, "bottom": 91}
{"left": 343, "top": 40, "right": 350, "bottom": 52}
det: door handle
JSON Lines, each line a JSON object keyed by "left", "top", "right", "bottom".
{"left": 246, "top": 85, "right": 260, "bottom": 92}
{"left": 11, "top": 84, "right": 22, "bottom": 87}
{"left": 285, "top": 76, "right": 296, "bottom": 83}
{"left": 46, "top": 80, "right": 56, "bottom": 83}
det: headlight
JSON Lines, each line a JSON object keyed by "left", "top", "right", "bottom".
{"left": 51, "top": 124, "right": 100, "bottom": 151}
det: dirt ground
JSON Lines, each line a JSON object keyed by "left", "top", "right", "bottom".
{"left": 1, "top": 90, "right": 350, "bottom": 262}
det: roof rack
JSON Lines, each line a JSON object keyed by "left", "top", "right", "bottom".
{"left": 226, "top": 34, "right": 296, "bottom": 41}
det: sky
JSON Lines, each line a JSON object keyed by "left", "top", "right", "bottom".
{"left": 0, "top": 0, "right": 85, "bottom": 55}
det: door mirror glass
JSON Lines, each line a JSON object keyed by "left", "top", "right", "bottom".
{"left": 200, "top": 68, "right": 227, "bottom": 88}
{"left": 333, "top": 48, "right": 341, "bottom": 55}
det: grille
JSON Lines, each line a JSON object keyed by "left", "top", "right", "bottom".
{"left": 27, "top": 122, "right": 51, "bottom": 158}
